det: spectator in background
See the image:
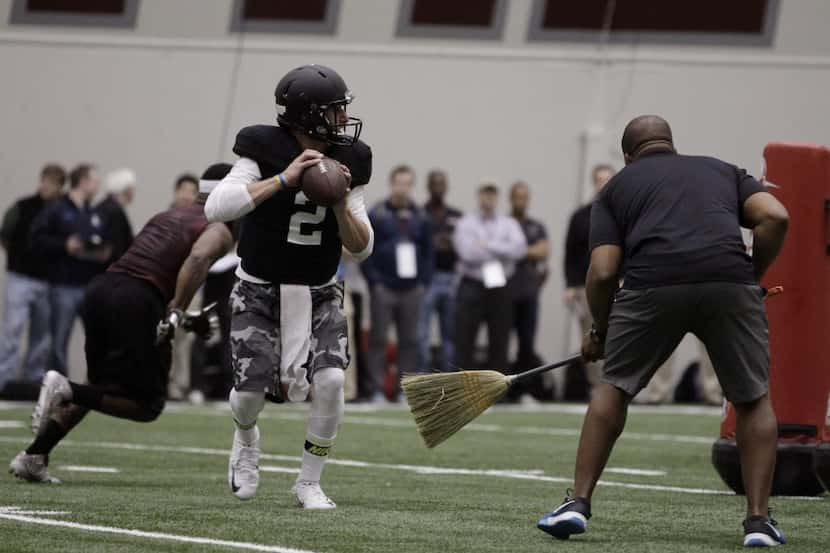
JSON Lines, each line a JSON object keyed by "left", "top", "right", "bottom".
{"left": 173, "top": 173, "right": 199, "bottom": 208}
{"left": 418, "top": 169, "right": 462, "bottom": 372}
{"left": 508, "top": 182, "right": 550, "bottom": 395}
{"left": 168, "top": 172, "right": 202, "bottom": 399}
{"left": 0, "top": 164, "right": 66, "bottom": 392}
{"left": 361, "top": 165, "right": 434, "bottom": 403}
{"left": 97, "top": 168, "right": 136, "bottom": 264}
{"left": 453, "top": 183, "right": 527, "bottom": 371}
{"left": 340, "top": 252, "right": 371, "bottom": 400}
{"left": 564, "top": 164, "right": 615, "bottom": 387}
{"left": 31, "top": 164, "right": 111, "bottom": 375}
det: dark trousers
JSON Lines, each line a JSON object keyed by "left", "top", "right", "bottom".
{"left": 350, "top": 291, "right": 372, "bottom": 399}
{"left": 509, "top": 294, "right": 546, "bottom": 400}
{"left": 453, "top": 277, "right": 512, "bottom": 369}
{"left": 367, "top": 284, "right": 424, "bottom": 396}
{"left": 513, "top": 295, "right": 540, "bottom": 366}
{"left": 190, "top": 269, "right": 235, "bottom": 398}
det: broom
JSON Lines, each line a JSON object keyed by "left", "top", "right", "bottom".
{"left": 401, "top": 354, "right": 582, "bottom": 448}
{"left": 401, "top": 286, "right": 785, "bottom": 448}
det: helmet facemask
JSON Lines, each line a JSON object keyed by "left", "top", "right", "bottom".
{"left": 278, "top": 94, "right": 363, "bottom": 147}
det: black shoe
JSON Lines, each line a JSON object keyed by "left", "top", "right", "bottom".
{"left": 743, "top": 514, "right": 786, "bottom": 547}
{"left": 537, "top": 492, "right": 592, "bottom": 540}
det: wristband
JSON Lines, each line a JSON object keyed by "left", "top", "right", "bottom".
{"left": 276, "top": 173, "right": 289, "bottom": 189}
{"left": 168, "top": 309, "right": 184, "bottom": 328}
{"left": 589, "top": 324, "right": 606, "bottom": 344}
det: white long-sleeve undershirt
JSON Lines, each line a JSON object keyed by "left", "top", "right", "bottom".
{"left": 204, "top": 158, "right": 259, "bottom": 222}
{"left": 204, "top": 156, "right": 374, "bottom": 264}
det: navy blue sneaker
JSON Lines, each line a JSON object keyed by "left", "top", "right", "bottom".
{"left": 743, "top": 514, "right": 786, "bottom": 547}
{"left": 537, "top": 493, "right": 592, "bottom": 540}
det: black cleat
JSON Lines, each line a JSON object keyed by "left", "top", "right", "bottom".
{"left": 537, "top": 492, "right": 592, "bottom": 540}
{"left": 744, "top": 514, "right": 786, "bottom": 547}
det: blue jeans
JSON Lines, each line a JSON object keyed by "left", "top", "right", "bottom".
{"left": 418, "top": 271, "right": 456, "bottom": 372}
{"left": 0, "top": 273, "right": 51, "bottom": 389}
{"left": 49, "top": 283, "right": 86, "bottom": 375}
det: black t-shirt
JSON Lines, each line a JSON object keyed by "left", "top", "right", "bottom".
{"left": 424, "top": 202, "right": 462, "bottom": 273}
{"left": 589, "top": 151, "right": 765, "bottom": 290}
{"left": 1, "top": 194, "right": 49, "bottom": 279}
{"left": 564, "top": 202, "right": 592, "bottom": 287}
{"left": 510, "top": 217, "right": 548, "bottom": 299}
{"left": 96, "top": 195, "right": 134, "bottom": 264}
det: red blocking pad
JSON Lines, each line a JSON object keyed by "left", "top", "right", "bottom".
{"left": 714, "top": 143, "right": 830, "bottom": 495}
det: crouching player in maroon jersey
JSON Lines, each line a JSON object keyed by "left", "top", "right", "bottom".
{"left": 9, "top": 164, "right": 235, "bottom": 483}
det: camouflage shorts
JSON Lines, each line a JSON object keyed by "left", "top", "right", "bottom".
{"left": 229, "top": 279, "right": 349, "bottom": 399}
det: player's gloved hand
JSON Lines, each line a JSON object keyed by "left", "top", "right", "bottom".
{"left": 156, "top": 308, "right": 184, "bottom": 345}
{"left": 181, "top": 302, "right": 221, "bottom": 346}
{"left": 281, "top": 149, "right": 324, "bottom": 188}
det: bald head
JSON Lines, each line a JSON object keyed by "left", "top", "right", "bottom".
{"left": 621, "top": 115, "right": 675, "bottom": 163}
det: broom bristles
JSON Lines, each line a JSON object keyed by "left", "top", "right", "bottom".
{"left": 401, "top": 370, "right": 511, "bottom": 448}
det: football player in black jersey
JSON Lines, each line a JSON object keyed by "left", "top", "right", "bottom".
{"left": 205, "top": 65, "right": 373, "bottom": 508}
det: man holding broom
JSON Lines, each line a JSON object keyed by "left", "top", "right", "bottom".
{"left": 536, "top": 115, "right": 790, "bottom": 547}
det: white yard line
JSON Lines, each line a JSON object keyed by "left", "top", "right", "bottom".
{"left": 0, "top": 506, "right": 71, "bottom": 516}
{"left": 0, "top": 420, "right": 24, "bottom": 429}
{"left": 261, "top": 466, "right": 300, "bottom": 475}
{"left": 161, "top": 407, "right": 717, "bottom": 446}
{"left": 58, "top": 465, "right": 120, "bottom": 474}
{"left": 174, "top": 401, "right": 723, "bottom": 417}
{"left": 606, "top": 467, "right": 667, "bottom": 476}
{"left": 1, "top": 400, "right": 720, "bottom": 444}
{"left": 0, "top": 400, "right": 724, "bottom": 417}
{"left": 0, "top": 510, "right": 321, "bottom": 553}
{"left": 3, "top": 406, "right": 713, "bottom": 446}
{"left": 0, "top": 435, "right": 735, "bottom": 497}
{"left": 0, "top": 436, "right": 822, "bottom": 500}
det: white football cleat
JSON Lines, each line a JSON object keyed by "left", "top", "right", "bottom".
{"left": 31, "top": 371, "right": 72, "bottom": 435}
{"left": 9, "top": 451, "right": 59, "bottom": 483}
{"left": 228, "top": 429, "right": 260, "bottom": 500}
{"left": 292, "top": 480, "right": 336, "bottom": 509}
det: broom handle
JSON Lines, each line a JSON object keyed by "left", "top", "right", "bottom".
{"left": 508, "top": 353, "right": 584, "bottom": 383}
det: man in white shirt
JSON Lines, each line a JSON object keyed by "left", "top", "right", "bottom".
{"left": 452, "top": 183, "right": 527, "bottom": 371}
{"left": 205, "top": 65, "right": 373, "bottom": 509}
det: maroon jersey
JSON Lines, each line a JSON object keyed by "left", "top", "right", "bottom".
{"left": 109, "top": 204, "right": 209, "bottom": 302}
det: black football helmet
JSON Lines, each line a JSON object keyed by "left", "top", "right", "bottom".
{"left": 275, "top": 64, "right": 363, "bottom": 147}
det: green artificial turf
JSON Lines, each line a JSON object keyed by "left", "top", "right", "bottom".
{"left": 0, "top": 402, "right": 826, "bottom": 552}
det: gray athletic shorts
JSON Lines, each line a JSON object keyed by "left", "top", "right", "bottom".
{"left": 229, "top": 279, "right": 349, "bottom": 396}
{"left": 601, "top": 282, "right": 769, "bottom": 404}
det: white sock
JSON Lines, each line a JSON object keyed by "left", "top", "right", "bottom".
{"left": 237, "top": 424, "right": 260, "bottom": 446}
{"left": 297, "top": 368, "right": 344, "bottom": 483}
{"left": 298, "top": 450, "right": 327, "bottom": 484}
{"left": 229, "top": 388, "right": 264, "bottom": 445}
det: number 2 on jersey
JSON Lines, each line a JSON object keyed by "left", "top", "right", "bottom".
{"left": 287, "top": 191, "right": 326, "bottom": 246}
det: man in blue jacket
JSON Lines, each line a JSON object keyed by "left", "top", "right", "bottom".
{"left": 30, "top": 164, "right": 111, "bottom": 375}
{"left": 361, "top": 165, "right": 433, "bottom": 402}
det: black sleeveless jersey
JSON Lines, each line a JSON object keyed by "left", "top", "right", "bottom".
{"left": 233, "top": 125, "right": 372, "bottom": 285}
